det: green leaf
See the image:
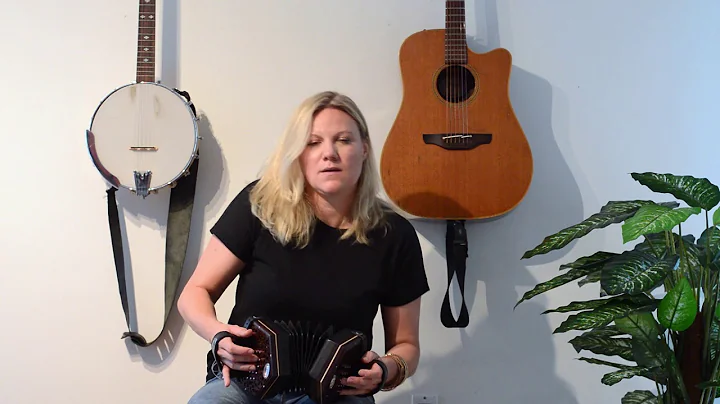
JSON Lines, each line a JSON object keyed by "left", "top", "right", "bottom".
{"left": 568, "top": 333, "right": 634, "bottom": 361}
{"left": 698, "top": 226, "right": 720, "bottom": 249}
{"left": 522, "top": 200, "right": 677, "bottom": 259}
{"left": 601, "top": 251, "right": 677, "bottom": 295}
{"left": 579, "top": 324, "right": 625, "bottom": 338}
{"left": 543, "top": 295, "right": 656, "bottom": 314}
{"left": 707, "top": 318, "right": 720, "bottom": 367}
{"left": 559, "top": 251, "right": 618, "bottom": 270}
{"left": 615, "top": 312, "right": 663, "bottom": 341}
{"left": 602, "top": 367, "right": 660, "bottom": 386}
{"left": 515, "top": 254, "right": 609, "bottom": 308}
{"left": 578, "top": 271, "right": 601, "bottom": 287}
{"left": 577, "top": 358, "right": 665, "bottom": 386}
{"left": 553, "top": 295, "right": 656, "bottom": 334}
{"left": 621, "top": 205, "right": 701, "bottom": 243}
{"left": 630, "top": 336, "right": 665, "bottom": 368}
{"left": 714, "top": 208, "right": 720, "bottom": 226}
{"left": 676, "top": 235, "right": 704, "bottom": 287}
{"left": 576, "top": 357, "right": 635, "bottom": 370}
{"left": 657, "top": 277, "right": 698, "bottom": 331}
{"left": 631, "top": 172, "right": 720, "bottom": 210}
{"left": 615, "top": 316, "right": 690, "bottom": 403}
{"left": 622, "top": 390, "right": 659, "bottom": 404}
{"left": 698, "top": 226, "right": 720, "bottom": 263}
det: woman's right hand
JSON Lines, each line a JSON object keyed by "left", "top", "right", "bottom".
{"left": 214, "top": 324, "right": 260, "bottom": 387}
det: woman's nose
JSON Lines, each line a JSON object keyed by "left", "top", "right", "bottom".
{"left": 322, "top": 144, "right": 339, "bottom": 160}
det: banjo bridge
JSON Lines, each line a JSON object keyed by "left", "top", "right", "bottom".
{"left": 133, "top": 171, "right": 152, "bottom": 198}
{"left": 129, "top": 146, "right": 158, "bottom": 151}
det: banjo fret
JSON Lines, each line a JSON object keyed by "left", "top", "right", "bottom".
{"left": 136, "top": 0, "right": 156, "bottom": 84}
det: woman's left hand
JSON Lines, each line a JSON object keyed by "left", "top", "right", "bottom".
{"left": 340, "top": 351, "right": 388, "bottom": 396}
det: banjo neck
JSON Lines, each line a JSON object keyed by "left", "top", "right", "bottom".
{"left": 136, "top": 0, "right": 157, "bottom": 83}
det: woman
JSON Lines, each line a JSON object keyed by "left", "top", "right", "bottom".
{"left": 178, "top": 91, "right": 430, "bottom": 404}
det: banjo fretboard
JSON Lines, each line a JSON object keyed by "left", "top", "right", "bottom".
{"left": 136, "top": 0, "right": 156, "bottom": 83}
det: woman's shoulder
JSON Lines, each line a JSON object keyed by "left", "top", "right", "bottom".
{"left": 238, "top": 178, "right": 260, "bottom": 199}
{"left": 214, "top": 179, "right": 261, "bottom": 224}
{"left": 375, "top": 201, "right": 420, "bottom": 239}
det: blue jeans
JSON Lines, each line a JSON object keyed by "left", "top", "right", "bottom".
{"left": 188, "top": 377, "right": 376, "bottom": 404}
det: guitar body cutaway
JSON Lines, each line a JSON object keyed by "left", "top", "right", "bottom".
{"left": 380, "top": 29, "right": 533, "bottom": 220}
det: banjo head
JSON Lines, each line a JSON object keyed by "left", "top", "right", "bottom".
{"left": 87, "top": 82, "right": 199, "bottom": 196}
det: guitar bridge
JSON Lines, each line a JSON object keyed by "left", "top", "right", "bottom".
{"left": 423, "top": 133, "right": 492, "bottom": 150}
{"left": 133, "top": 171, "right": 152, "bottom": 198}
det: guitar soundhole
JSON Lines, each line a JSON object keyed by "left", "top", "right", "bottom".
{"left": 436, "top": 65, "right": 476, "bottom": 104}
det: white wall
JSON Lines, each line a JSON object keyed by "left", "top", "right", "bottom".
{"left": 1, "top": 0, "right": 718, "bottom": 403}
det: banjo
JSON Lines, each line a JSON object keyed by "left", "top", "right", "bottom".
{"left": 86, "top": 0, "right": 200, "bottom": 348}
{"left": 87, "top": 0, "right": 199, "bottom": 198}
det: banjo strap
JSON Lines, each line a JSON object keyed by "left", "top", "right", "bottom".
{"left": 106, "top": 156, "right": 200, "bottom": 347}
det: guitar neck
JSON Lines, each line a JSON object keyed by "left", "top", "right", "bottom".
{"left": 445, "top": 0, "right": 467, "bottom": 65}
{"left": 136, "top": 0, "right": 157, "bottom": 83}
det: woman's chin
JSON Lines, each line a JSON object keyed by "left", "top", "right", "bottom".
{"left": 313, "top": 180, "right": 349, "bottom": 197}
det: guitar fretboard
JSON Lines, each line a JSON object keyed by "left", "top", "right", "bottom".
{"left": 445, "top": 0, "right": 467, "bottom": 65}
{"left": 136, "top": 0, "right": 156, "bottom": 83}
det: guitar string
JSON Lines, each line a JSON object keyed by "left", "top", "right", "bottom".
{"left": 445, "top": 13, "right": 449, "bottom": 147}
{"left": 462, "top": 6, "right": 468, "bottom": 145}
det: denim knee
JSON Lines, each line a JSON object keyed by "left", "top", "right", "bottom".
{"left": 187, "top": 377, "right": 260, "bottom": 404}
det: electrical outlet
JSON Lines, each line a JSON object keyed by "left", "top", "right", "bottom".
{"left": 411, "top": 394, "right": 438, "bottom": 404}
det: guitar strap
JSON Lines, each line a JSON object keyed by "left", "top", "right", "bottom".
{"left": 440, "top": 220, "right": 470, "bottom": 328}
{"left": 106, "top": 156, "right": 199, "bottom": 347}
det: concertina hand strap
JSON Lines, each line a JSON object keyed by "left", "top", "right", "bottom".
{"left": 106, "top": 157, "right": 199, "bottom": 347}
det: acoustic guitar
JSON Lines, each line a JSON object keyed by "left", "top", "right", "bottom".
{"left": 380, "top": 0, "right": 532, "bottom": 220}
{"left": 380, "top": 0, "right": 533, "bottom": 328}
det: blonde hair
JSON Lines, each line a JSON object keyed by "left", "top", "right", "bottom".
{"left": 249, "top": 91, "right": 388, "bottom": 248}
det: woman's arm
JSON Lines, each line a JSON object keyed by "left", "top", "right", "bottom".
{"left": 379, "top": 296, "right": 423, "bottom": 386}
{"left": 177, "top": 235, "right": 246, "bottom": 342}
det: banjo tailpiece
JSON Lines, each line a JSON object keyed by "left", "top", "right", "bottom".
{"left": 133, "top": 171, "right": 152, "bottom": 198}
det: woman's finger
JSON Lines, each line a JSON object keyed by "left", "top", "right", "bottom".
{"left": 222, "top": 365, "right": 231, "bottom": 387}
{"left": 217, "top": 351, "right": 257, "bottom": 365}
{"left": 221, "top": 357, "right": 257, "bottom": 372}
{"left": 343, "top": 374, "right": 377, "bottom": 391}
{"left": 215, "top": 345, "right": 258, "bottom": 365}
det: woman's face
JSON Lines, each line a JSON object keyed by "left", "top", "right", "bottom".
{"left": 299, "top": 107, "right": 367, "bottom": 200}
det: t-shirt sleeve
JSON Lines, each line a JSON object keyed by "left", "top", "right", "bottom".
{"left": 210, "top": 181, "right": 259, "bottom": 263}
{"left": 381, "top": 218, "right": 430, "bottom": 307}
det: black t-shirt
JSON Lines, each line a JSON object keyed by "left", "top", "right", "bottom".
{"left": 204, "top": 180, "right": 429, "bottom": 380}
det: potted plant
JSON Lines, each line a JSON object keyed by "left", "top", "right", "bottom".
{"left": 516, "top": 172, "right": 720, "bottom": 404}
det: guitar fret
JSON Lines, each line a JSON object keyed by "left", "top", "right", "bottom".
{"left": 445, "top": 0, "right": 467, "bottom": 64}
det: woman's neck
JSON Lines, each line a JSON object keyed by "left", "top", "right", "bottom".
{"left": 308, "top": 191, "right": 355, "bottom": 229}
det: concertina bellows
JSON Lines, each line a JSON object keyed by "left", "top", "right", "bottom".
{"left": 212, "top": 316, "right": 371, "bottom": 404}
